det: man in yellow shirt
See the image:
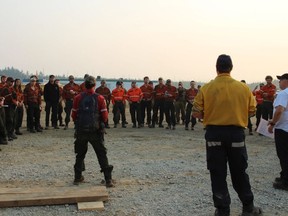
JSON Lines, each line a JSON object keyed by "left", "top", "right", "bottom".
{"left": 193, "top": 54, "right": 262, "bottom": 216}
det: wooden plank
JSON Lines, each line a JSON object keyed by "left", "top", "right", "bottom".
{"left": 78, "top": 201, "right": 105, "bottom": 211}
{"left": 0, "top": 186, "right": 108, "bottom": 208}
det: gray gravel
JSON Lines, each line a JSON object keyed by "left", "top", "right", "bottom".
{"left": 0, "top": 114, "right": 287, "bottom": 216}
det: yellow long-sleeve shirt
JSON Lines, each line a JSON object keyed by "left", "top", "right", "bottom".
{"left": 193, "top": 73, "right": 256, "bottom": 128}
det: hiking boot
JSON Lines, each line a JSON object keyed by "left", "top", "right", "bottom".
{"left": 191, "top": 126, "right": 194, "bottom": 130}
{"left": 166, "top": 125, "right": 171, "bottom": 129}
{"left": 8, "top": 136, "right": 13, "bottom": 141}
{"left": 114, "top": 124, "right": 117, "bottom": 128}
{"left": 249, "top": 132, "right": 253, "bottom": 135}
{"left": 30, "top": 129, "right": 36, "bottom": 133}
{"left": 159, "top": 124, "right": 164, "bottom": 128}
{"left": 60, "top": 123, "right": 65, "bottom": 127}
{"left": 54, "top": 126, "right": 60, "bottom": 129}
{"left": 273, "top": 181, "right": 288, "bottom": 191}
{"left": 172, "top": 126, "right": 175, "bottom": 130}
{"left": 45, "top": 126, "right": 49, "bottom": 130}
{"left": 11, "top": 134, "right": 17, "bottom": 139}
{"left": 15, "top": 129, "right": 23, "bottom": 135}
{"left": 242, "top": 205, "right": 262, "bottom": 216}
{"left": 36, "top": 128, "right": 43, "bottom": 132}
{"left": 101, "top": 165, "right": 115, "bottom": 188}
{"left": 132, "top": 124, "right": 136, "bottom": 128}
{"left": 0, "top": 138, "right": 8, "bottom": 145}
{"left": 185, "top": 126, "right": 189, "bottom": 130}
{"left": 214, "top": 208, "right": 230, "bottom": 216}
{"left": 122, "top": 124, "right": 127, "bottom": 128}
{"left": 64, "top": 125, "right": 68, "bottom": 130}
{"left": 149, "top": 124, "right": 155, "bottom": 128}
{"left": 73, "top": 176, "right": 84, "bottom": 185}
{"left": 105, "top": 124, "right": 110, "bottom": 129}
{"left": 274, "top": 177, "right": 282, "bottom": 183}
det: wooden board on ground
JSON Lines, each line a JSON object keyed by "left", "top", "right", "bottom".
{"left": 78, "top": 201, "right": 105, "bottom": 211}
{"left": 0, "top": 186, "right": 108, "bottom": 208}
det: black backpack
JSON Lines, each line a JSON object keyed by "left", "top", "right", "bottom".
{"left": 77, "top": 92, "right": 100, "bottom": 132}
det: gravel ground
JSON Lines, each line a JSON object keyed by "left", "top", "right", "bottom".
{"left": 0, "top": 110, "right": 287, "bottom": 216}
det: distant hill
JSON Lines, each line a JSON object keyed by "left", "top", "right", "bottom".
{"left": 0, "top": 67, "right": 30, "bottom": 80}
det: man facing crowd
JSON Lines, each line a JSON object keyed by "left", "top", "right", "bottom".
{"left": 268, "top": 73, "right": 288, "bottom": 191}
{"left": 72, "top": 75, "right": 114, "bottom": 187}
{"left": 193, "top": 54, "right": 262, "bottom": 216}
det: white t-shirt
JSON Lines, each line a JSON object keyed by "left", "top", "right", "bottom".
{"left": 274, "top": 87, "right": 288, "bottom": 132}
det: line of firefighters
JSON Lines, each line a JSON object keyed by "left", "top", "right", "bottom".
{"left": 0, "top": 73, "right": 277, "bottom": 145}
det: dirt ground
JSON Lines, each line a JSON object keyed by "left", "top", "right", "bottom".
{"left": 0, "top": 106, "right": 287, "bottom": 216}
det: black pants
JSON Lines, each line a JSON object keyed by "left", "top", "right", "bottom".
{"left": 15, "top": 106, "right": 24, "bottom": 130}
{"left": 27, "top": 103, "right": 41, "bottom": 130}
{"left": 140, "top": 100, "right": 152, "bottom": 125}
{"left": 185, "top": 103, "right": 197, "bottom": 127}
{"left": 130, "top": 102, "right": 141, "bottom": 125}
{"left": 113, "top": 101, "right": 126, "bottom": 125}
{"left": 0, "top": 108, "right": 7, "bottom": 139}
{"left": 247, "top": 118, "right": 252, "bottom": 131}
{"left": 152, "top": 99, "right": 164, "bottom": 125}
{"left": 255, "top": 104, "right": 262, "bottom": 128}
{"left": 45, "top": 101, "right": 58, "bottom": 127}
{"left": 74, "top": 131, "right": 109, "bottom": 179}
{"left": 205, "top": 126, "right": 254, "bottom": 210}
{"left": 4, "top": 106, "right": 16, "bottom": 136}
{"left": 58, "top": 102, "right": 63, "bottom": 125}
{"left": 64, "top": 99, "right": 73, "bottom": 125}
{"left": 275, "top": 129, "right": 288, "bottom": 184}
{"left": 261, "top": 101, "right": 273, "bottom": 120}
{"left": 164, "top": 101, "right": 176, "bottom": 126}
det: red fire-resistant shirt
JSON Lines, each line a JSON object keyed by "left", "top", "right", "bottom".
{"left": 140, "top": 84, "right": 153, "bottom": 101}
{"left": 260, "top": 84, "right": 276, "bottom": 102}
{"left": 72, "top": 89, "right": 108, "bottom": 123}
{"left": 153, "top": 84, "right": 167, "bottom": 100}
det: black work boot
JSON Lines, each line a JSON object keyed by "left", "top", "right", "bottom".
{"left": 214, "top": 208, "right": 230, "bottom": 216}
{"left": 242, "top": 204, "right": 263, "bottom": 216}
{"left": 101, "top": 165, "right": 114, "bottom": 188}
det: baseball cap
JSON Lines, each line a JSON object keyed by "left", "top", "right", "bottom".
{"left": 276, "top": 73, "right": 288, "bottom": 80}
{"left": 85, "top": 76, "right": 96, "bottom": 86}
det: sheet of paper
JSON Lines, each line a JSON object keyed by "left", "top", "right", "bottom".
{"left": 256, "top": 118, "right": 274, "bottom": 139}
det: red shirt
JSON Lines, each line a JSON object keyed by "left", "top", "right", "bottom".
{"left": 127, "top": 87, "right": 143, "bottom": 102}
{"left": 111, "top": 88, "right": 126, "bottom": 104}
{"left": 1, "top": 85, "right": 17, "bottom": 106}
{"left": 23, "top": 84, "right": 42, "bottom": 105}
{"left": 253, "top": 89, "right": 263, "bottom": 105}
{"left": 186, "top": 88, "right": 198, "bottom": 104}
{"left": 95, "top": 86, "right": 111, "bottom": 101}
{"left": 260, "top": 84, "right": 276, "bottom": 102}
{"left": 140, "top": 84, "right": 153, "bottom": 101}
{"left": 79, "top": 82, "right": 86, "bottom": 92}
{"left": 154, "top": 84, "right": 166, "bottom": 100}
{"left": 14, "top": 87, "right": 24, "bottom": 103}
{"left": 72, "top": 89, "right": 108, "bottom": 123}
{"left": 164, "top": 85, "right": 177, "bottom": 102}
{"left": 63, "top": 82, "right": 80, "bottom": 100}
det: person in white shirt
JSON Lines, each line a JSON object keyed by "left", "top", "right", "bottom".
{"left": 268, "top": 73, "right": 288, "bottom": 191}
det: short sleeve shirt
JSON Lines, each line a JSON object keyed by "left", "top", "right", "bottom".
{"left": 274, "top": 88, "right": 288, "bottom": 132}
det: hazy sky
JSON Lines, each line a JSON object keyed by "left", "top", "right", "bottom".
{"left": 0, "top": 0, "right": 287, "bottom": 82}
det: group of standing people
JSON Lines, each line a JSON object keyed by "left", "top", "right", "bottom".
{"left": 109, "top": 77, "right": 200, "bottom": 130}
